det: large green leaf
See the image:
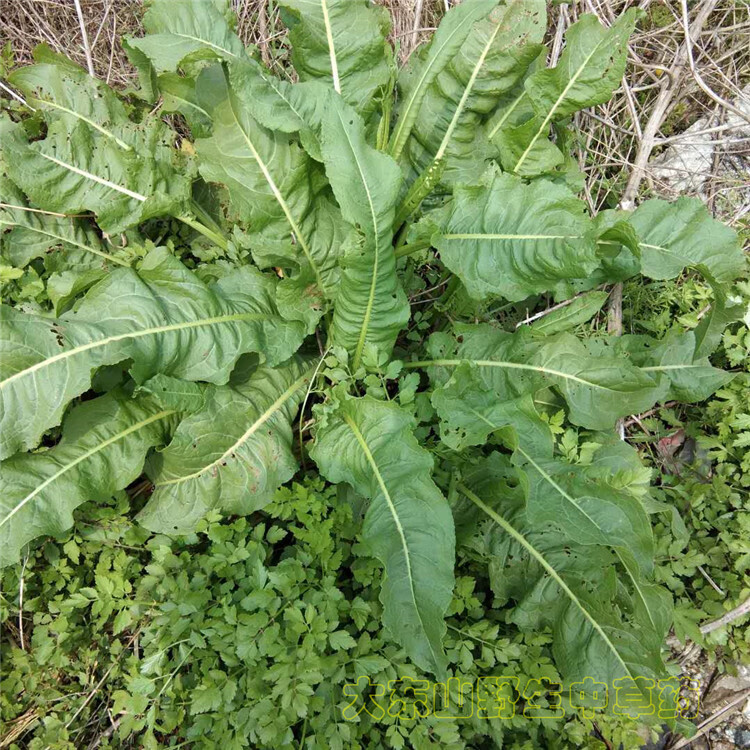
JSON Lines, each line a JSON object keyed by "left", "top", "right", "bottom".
{"left": 431, "top": 171, "right": 600, "bottom": 301}
{"left": 139, "top": 357, "right": 311, "bottom": 533}
{"left": 398, "top": 0, "right": 545, "bottom": 187}
{"left": 0, "top": 248, "right": 305, "bottom": 459}
{"left": 0, "top": 390, "right": 177, "bottom": 567}
{"left": 531, "top": 332, "right": 665, "bottom": 429}
{"left": 459, "top": 454, "right": 670, "bottom": 703}
{"left": 321, "top": 96, "right": 409, "bottom": 368}
{"left": 3, "top": 55, "right": 196, "bottom": 233}
{"left": 505, "top": 11, "right": 638, "bottom": 176}
{"left": 127, "top": 0, "right": 248, "bottom": 72}
{"left": 416, "top": 324, "right": 664, "bottom": 432}
{"left": 196, "top": 64, "right": 348, "bottom": 328}
{"left": 630, "top": 197, "right": 745, "bottom": 284}
{"left": 513, "top": 449, "right": 654, "bottom": 574}
{"left": 279, "top": 0, "right": 394, "bottom": 117}
{"left": 388, "top": 0, "right": 497, "bottom": 161}
{"left": 0, "top": 111, "right": 193, "bottom": 235}
{"left": 311, "top": 392, "right": 455, "bottom": 677}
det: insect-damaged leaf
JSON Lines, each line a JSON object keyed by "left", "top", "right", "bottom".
{"left": 420, "top": 324, "right": 664, "bottom": 434}
{"left": 1, "top": 59, "right": 194, "bottom": 234}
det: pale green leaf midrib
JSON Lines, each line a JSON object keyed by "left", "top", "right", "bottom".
{"left": 163, "top": 92, "right": 211, "bottom": 119}
{"left": 0, "top": 408, "right": 174, "bottom": 529}
{"left": 440, "top": 234, "right": 623, "bottom": 248}
{"left": 170, "top": 32, "right": 240, "bottom": 59}
{"left": 156, "top": 371, "right": 310, "bottom": 486}
{"left": 443, "top": 232, "right": 584, "bottom": 241}
{"left": 0, "top": 312, "right": 271, "bottom": 390}
{"left": 616, "top": 549, "right": 659, "bottom": 633}
{"left": 335, "top": 107, "right": 381, "bottom": 371}
{"left": 342, "top": 413, "right": 439, "bottom": 667}
{"left": 37, "top": 152, "right": 148, "bottom": 202}
{"left": 515, "top": 445, "right": 606, "bottom": 543}
{"left": 459, "top": 483, "right": 633, "bottom": 678}
{"left": 487, "top": 90, "right": 527, "bottom": 139}
{"left": 319, "top": 0, "right": 341, "bottom": 93}
{"left": 465, "top": 412, "right": 603, "bottom": 531}
{"left": 389, "top": 9, "right": 484, "bottom": 160}
{"left": 404, "top": 358, "right": 615, "bottom": 391}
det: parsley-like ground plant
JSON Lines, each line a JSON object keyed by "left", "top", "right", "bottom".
{"left": 0, "top": 0, "right": 745, "bottom": 728}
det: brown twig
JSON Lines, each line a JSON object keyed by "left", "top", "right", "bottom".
{"left": 669, "top": 687, "right": 750, "bottom": 749}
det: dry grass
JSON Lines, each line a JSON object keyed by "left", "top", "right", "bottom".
{"left": 3, "top": 1, "right": 747, "bottom": 226}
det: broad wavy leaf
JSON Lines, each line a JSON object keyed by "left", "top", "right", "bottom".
{"left": 615, "top": 331, "right": 734, "bottom": 402}
{"left": 459, "top": 454, "right": 671, "bottom": 704}
{"left": 0, "top": 391, "right": 177, "bottom": 567}
{"left": 140, "top": 357, "right": 311, "bottom": 533}
{"left": 0, "top": 248, "right": 304, "bottom": 459}
{"left": 311, "top": 392, "right": 455, "bottom": 677}
{"left": 631, "top": 197, "right": 744, "bottom": 284}
{"left": 0, "top": 112, "right": 192, "bottom": 234}
{"left": 513, "top": 449, "right": 654, "bottom": 574}
{"left": 431, "top": 171, "right": 600, "bottom": 301}
{"left": 504, "top": 11, "right": 638, "bottom": 176}
{"left": 279, "top": 0, "right": 394, "bottom": 118}
{"left": 197, "top": 64, "right": 349, "bottom": 329}
{"left": 389, "top": 0, "right": 497, "bottom": 161}
{"left": 321, "top": 96, "right": 409, "bottom": 368}
{"left": 127, "top": 0, "right": 249, "bottom": 72}
{"left": 418, "top": 324, "right": 664, "bottom": 433}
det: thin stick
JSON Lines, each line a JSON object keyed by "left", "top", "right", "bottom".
{"left": 679, "top": 0, "right": 750, "bottom": 127}
{"left": 669, "top": 688, "right": 750, "bottom": 749}
{"left": 515, "top": 286, "right": 609, "bottom": 328}
{"left": 700, "top": 594, "right": 750, "bottom": 635}
{"left": 410, "top": 0, "right": 425, "bottom": 54}
{"left": 258, "top": 0, "right": 271, "bottom": 68}
{"left": 607, "top": 282, "right": 625, "bottom": 439}
{"left": 621, "top": 0, "right": 720, "bottom": 207}
{"left": 73, "top": 0, "right": 96, "bottom": 77}
{"left": 697, "top": 565, "right": 725, "bottom": 597}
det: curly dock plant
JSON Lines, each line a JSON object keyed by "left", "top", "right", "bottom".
{"left": 0, "top": 0, "right": 744, "bottom": 714}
